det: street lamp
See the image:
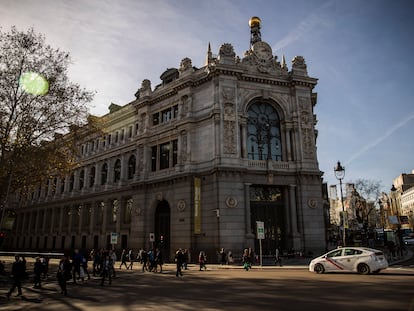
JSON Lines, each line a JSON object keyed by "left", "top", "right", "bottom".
{"left": 334, "top": 161, "right": 346, "bottom": 246}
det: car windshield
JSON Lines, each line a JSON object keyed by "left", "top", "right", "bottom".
{"left": 326, "top": 249, "right": 342, "bottom": 258}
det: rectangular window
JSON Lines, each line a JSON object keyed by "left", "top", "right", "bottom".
{"left": 151, "top": 146, "right": 157, "bottom": 172}
{"left": 161, "top": 107, "right": 172, "bottom": 123}
{"left": 115, "top": 132, "right": 118, "bottom": 143}
{"left": 160, "top": 142, "right": 170, "bottom": 169}
{"left": 128, "top": 126, "right": 133, "bottom": 138}
{"left": 153, "top": 112, "right": 159, "bottom": 125}
{"left": 173, "top": 105, "right": 178, "bottom": 118}
{"left": 173, "top": 139, "right": 178, "bottom": 166}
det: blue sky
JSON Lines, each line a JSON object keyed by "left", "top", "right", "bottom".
{"left": 1, "top": 0, "right": 413, "bottom": 194}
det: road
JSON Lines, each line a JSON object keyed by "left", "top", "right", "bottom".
{"left": 1, "top": 261, "right": 414, "bottom": 311}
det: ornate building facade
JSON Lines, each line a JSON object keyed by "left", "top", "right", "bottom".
{"left": 7, "top": 17, "right": 326, "bottom": 260}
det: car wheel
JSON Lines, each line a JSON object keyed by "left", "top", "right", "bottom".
{"left": 357, "top": 263, "right": 370, "bottom": 275}
{"left": 314, "top": 263, "right": 325, "bottom": 274}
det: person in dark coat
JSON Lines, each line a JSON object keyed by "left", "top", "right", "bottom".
{"left": 175, "top": 249, "right": 185, "bottom": 277}
{"left": 6, "top": 256, "right": 26, "bottom": 299}
{"left": 33, "top": 257, "right": 43, "bottom": 289}
{"left": 57, "top": 256, "right": 72, "bottom": 296}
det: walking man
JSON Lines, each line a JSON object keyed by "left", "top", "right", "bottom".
{"left": 6, "top": 256, "right": 26, "bottom": 299}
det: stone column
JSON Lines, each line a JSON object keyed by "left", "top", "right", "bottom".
{"left": 244, "top": 183, "right": 255, "bottom": 242}
{"left": 285, "top": 127, "right": 292, "bottom": 161}
{"left": 289, "top": 184, "right": 302, "bottom": 250}
{"left": 241, "top": 122, "right": 248, "bottom": 158}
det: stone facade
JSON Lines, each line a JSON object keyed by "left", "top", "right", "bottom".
{"left": 7, "top": 17, "right": 326, "bottom": 260}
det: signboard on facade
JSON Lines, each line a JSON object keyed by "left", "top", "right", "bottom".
{"left": 110, "top": 232, "right": 118, "bottom": 244}
{"left": 149, "top": 232, "right": 155, "bottom": 242}
{"left": 256, "top": 221, "right": 265, "bottom": 240}
{"left": 194, "top": 177, "right": 201, "bottom": 234}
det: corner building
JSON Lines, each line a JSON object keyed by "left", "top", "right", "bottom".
{"left": 10, "top": 17, "right": 326, "bottom": 260}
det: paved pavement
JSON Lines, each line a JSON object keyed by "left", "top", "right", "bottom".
{"left": 0, "top": 248, "right": 413, "bottom": 311}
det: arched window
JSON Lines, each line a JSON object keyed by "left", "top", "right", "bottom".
{"left": 114, "top": 159, "right": 121, "bottom": 182}
{"left": 89, "top": 166, "right": 96, "bottom": 187}
{"left": 79, "top": 169, "right": 85, "bottom": 190}
{"left": 247, "top": 102, "right": 282, "bottom": 161}
{"left": 128, "top": 155, "right": 136, "bottom": 179}
{"left": 101, "top": 163, "right": 108, "bottom": 185}
{"left": 69, "top": 173, "right": 75, "bottom": 192}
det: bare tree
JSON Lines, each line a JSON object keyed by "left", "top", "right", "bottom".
{"left": 0, "top": 27, "right": 94, "bottom": 204}
{"left": 351, "top": 179, "right": 383, "bottom": 227}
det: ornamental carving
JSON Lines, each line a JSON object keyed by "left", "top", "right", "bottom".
{"left": 219, "top": 43, "right": 236, "bottom": 58}
{"left": 225, "top": 197, "right": 238, "bottom": 208}
{"left": 177, "top": 199, "right": 186, "bottom": 212}
{"left": 222, "top": 87, "right": 234, "bottom": 101}
{"left": 223, "top": 120, "right": 236, "bottom": 154}
{"left": 302, "top": 128, "right": 314, "bottom": 159}
{"left": 308, "top": 198, "right": 318, "bottom": 209}
{"left": 180, "top": 57, "right": 192, "bottom": 72}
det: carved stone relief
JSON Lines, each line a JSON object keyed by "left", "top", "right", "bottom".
{"left": 223, "top": 103, "right": 236, "bottom": 154}
{"left": 177, "top": 199, "right": 186, "bottom": 212}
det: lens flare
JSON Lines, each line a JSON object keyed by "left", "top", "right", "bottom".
{"left": 19, "top": 72, "right": 49, "bottom": 95}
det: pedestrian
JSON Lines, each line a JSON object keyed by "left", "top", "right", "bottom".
{"left": 127, "top": 249, "right": 134, "bottom": 270}
{"left": 242, "top": 248, "right": 250, "bottom": 271}
{"left": 72, "top": 249, "right": 82, "bottom": 284}
{"left": 109, "top": 249, "right": 117, "bottom": 277}
{"left": 154, "top": 248, "right": 163, "bottom": 273}
{"left": 198, "top": 251, "right": 207, "bottom": 271}
{"left": 81, "top": 254, "right": 91, "bottom": 280}
{"left": 220, "top": 248, "right": 226, "bottom": 265}
{"left": 275, "top": 247, "right": 282, "bottom": 266}
{"left": 92, "top": 249, "right": 101, "bottom": 276}
{"left": 175, "top": 249, "right": 185, "bottom": 277}
{"left": 141, "top": 249, "right": 148, "bottom": 272}
{"left": 33, "top": 257, "right": 42, "bottom": 289}
{"left": 119, "top": 249, "right": 128, "bottom": 269}
{"left": 182, "top": 249, "right": 189, "bottom": 270}
{"left": 6, "top": 256, "right": 26, "bottom": 299}
{"left": 227, "top": 250, "right": 233, "bottom": 265}
{"left": 41, "top": 257, "right": 49, "bottom": 279}
{"left": 57, "top": 255, "right": 72, "bottom": 296}
{"left": 101, "top": 255, "right": 113, "bottom": 286}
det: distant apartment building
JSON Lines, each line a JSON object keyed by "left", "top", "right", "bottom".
{"left": 7, "top": 17, "right": 326, "bottom": 260}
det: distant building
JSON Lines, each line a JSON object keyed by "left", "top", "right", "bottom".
{"left": 393, "top": 169, "right": 414, "bottom": 229}
{"left": 7, "top": 17, "right": 326, "bottom": 259}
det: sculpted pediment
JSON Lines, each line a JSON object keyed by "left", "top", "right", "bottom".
{"left": 241, "top": 41, "right": 287, "bottom": 76}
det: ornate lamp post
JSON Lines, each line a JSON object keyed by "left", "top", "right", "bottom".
{"left": 334, "top": 161, "right": 346, "bottom": 246}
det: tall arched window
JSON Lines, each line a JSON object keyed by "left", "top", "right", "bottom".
{"left": 101, "top": 163, "right": 108, "bottom": 185}
{"left": 69, "top": 173, "right": 75, "bottom": 192}
{"left": 79, "top": 169, "right": 85, "bottom": 190}
{"left": 89, "top": 166, "right": 96, "bottom": 187}
{"left": 128, "top": 155, "right": 136, "bottom": 179}
{"left": 114, "top": 159, "right": 121, "bottom": 182}
{"left": 247, "top": 102, "right": 282, "bottom": 161}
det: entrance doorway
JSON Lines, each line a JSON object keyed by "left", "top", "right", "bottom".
{"left": 250, "top": 186, "right": 286, "bottom": 256}
{"left": 154, "top": 200, "right": 171, "bottom": 260}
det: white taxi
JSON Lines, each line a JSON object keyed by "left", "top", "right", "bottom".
{"left": 309, "top": 247, "right": 388, "bottom": 275}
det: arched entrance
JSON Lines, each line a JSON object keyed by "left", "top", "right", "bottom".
{"left": 154, "top": 200, "right": 171, "bottom": 261}
{"left": 250, "top": 186, "right": 286, "bottom": 256}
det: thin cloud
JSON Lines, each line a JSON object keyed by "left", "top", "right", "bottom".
{"left": 272, "top": 0, "right": 335, "bottom": 52}
{"left": 345, "top": 112, "right": 414, "bottom": 165}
